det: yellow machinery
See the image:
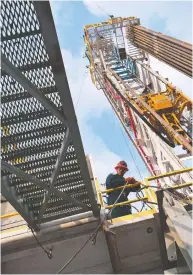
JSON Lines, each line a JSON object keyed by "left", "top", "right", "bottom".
{"left": 84, "top": 16, "right": 193, "bottom": 152}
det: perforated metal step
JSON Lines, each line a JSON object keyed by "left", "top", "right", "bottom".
{"left": 1, "top": 1, "right": 98, "bottom": 229}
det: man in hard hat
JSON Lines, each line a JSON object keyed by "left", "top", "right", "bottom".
{"left": 105, "top": 161, "right": 140, "bottom": 218}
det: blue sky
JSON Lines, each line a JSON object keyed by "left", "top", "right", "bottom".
{"left": 50, "top": 1, "right": 192, "bottom": 184}
{"left": 51, "top": 1, "right": 106, "bottom": 55}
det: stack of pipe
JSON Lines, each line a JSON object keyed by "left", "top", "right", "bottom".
{"left": 132, "top": 25, "right": 192, "bottom": 78}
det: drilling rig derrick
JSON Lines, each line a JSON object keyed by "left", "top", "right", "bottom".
{"left": 84, "top": 16, "right": 193, "bottom": 190}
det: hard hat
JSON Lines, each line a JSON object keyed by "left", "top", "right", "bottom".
{"left": 115, "top": 161, "right": 128, "bottom": 171}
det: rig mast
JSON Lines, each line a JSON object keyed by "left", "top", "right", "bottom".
{"left": 84, "top": 17, "right": 193, "bottom": 192}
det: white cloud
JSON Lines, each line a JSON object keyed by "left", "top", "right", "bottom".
{"left": 83, "top": 0, "right": 106, "bottom": 17}
{"left": 50, "top": 1, "right": 74, "bottom": 27}
{"left": 62, "top": 48, "right": 110, "bottom": 120}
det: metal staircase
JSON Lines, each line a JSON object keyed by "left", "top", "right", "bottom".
{"left": 1, "top": 1, "right": 99, "bottom": 231}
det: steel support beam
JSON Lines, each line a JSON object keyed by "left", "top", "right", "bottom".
{"left": 37, "top": 129, "right": 71, "bottom": 224}
{"left": 101, "top": 210, "right": 122, "bottom": 274}
{"left": 85, "top": 155, "right": 98, "bottom": 200}
{"left": 1, "top": 54, "right": 66, "bottom": 125}
{"left": 1, "top": 29, "right": 41, "bottom": 42}
{"left": 33, "top": 1, "right": 99, "bottom": 217}
{"left": 156, "top": 189, "right": 192, "bottom": 272}
{"left": 177, "top": 154, "right": 193, "bottom": 162}
{"left": 1, "top": 160, "right": 90, "bottom": 211}
{"left": 104, "top": 228, "right": 122, "bottom": 274}
{"left": 155, "top": 193, "right": 177, "bottom": 271}
{"left": 95, "top": 55, "right": 193, "bottom": 191}
{"left": 107, "top": 67, "right": 192, "bottom": 152}
{"left": 163, "top": 192, "right": 192, "bottom": 271}
{"left": 154, "top": 213, "right": 172, "bottom": 271}
{"left": 175, "top": 243, "right": 192, "bottom": 274}
{"left": 96, "top": 72, "right": 151, "bottom": 174}
{"left": 1, "top": 176, "right": 39, "bottom": 231}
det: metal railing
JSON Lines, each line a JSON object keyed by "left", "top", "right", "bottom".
{"left": 1, "top": 168, "right": 192, "bottom": 222}
{"left": 94, "top": 178, "right": 156, "bottom": 213}
{"left": 94, "top": 167, "right": 193, "bottom": 221}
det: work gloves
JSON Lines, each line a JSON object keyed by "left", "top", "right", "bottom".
{"left": 125, "top": 177, "right": 137, "bottom": 184}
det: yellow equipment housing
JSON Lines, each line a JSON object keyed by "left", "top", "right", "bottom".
{"left": 147, "top": 94, "right": 173, "bottom": 111}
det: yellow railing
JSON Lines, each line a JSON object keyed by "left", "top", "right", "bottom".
{"left": 101, "top": 182, "right": 140, "bottom": 194}
{"left": 95, "top": 177, "right": 104, "bottom": 207}
{"left": 94, "top": 178, "right": 156, "bottom": 213}
{"left": 1, "top": 212, "right": 19, "bottom": 219}
{"left": 105, "top": 197, "right": 148, "bottom": 209}
{"left": 144, "top": 167, "right": 193, "bottom": 204}
{"left": 94, "top": 167, "right": 193, "bottom": 221}
{"left": 145, "top": 167, "right": 192, "bottom": 182}
{"left": 169, "top": 182, "right": 193, "bottom": 190}
{"left": 1, "top": 169, "right": 192, "bottom": 221}
{"left": 84, "top": 17, "right": 138, "bottom": 31}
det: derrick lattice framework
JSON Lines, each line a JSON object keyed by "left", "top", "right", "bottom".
{"left": 84, "top": 17, "right": 193, "bottom": 193}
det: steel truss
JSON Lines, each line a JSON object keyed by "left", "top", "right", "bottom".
{"left": 84, "top": 17, "right": 193, "bottom": 194}
{"left": 85, "top": 19, "right": 193, "bottom": 273}
{"left": 1, "top": 1, "right": 99, "bottom": 230}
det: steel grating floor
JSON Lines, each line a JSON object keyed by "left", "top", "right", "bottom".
{"left": 1, "top": 1, "right": 98, "bottom": 228}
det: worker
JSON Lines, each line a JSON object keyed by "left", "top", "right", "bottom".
{"left": 105, "top": 161, "right": 140, "bottom": 218}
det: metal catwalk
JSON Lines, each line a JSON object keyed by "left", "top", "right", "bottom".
{"left": 1, "top": 1, "right": 99, "bottom": 231}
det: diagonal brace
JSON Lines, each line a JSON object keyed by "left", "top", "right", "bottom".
{"left": 1, "top": 176, "right": 39, "bottom": 231}
{"left": 1, "top": 160, "right": 90, "bottom": 211}
{"left": 37, "top": 128, "right": 71, "bottom": 224}
{"left": 1, "top": 54, "right": 67, "bottom": 125}
{"left": 33, "top": 1, "right": 99, "bottom": 217}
